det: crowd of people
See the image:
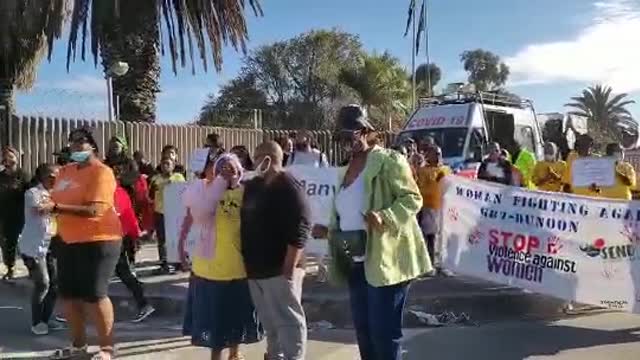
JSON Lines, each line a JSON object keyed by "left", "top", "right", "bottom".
{"left": 0, "top": 102, "right": 636, "bottom": 359}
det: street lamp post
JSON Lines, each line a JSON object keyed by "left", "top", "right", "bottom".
{"left": 106, "top": 61, "right": 129, "bottom": 122}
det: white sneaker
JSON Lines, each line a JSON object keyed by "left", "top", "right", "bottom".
{"left": 31, "top": 322, "right": 49, "bottom": 335}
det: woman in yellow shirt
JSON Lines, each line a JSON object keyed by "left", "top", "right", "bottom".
{"left": 562, "top": 134, "right": 601, "bottom": 197}
{"left": 532, "top": 142, "right": 566, "bottom": 192}
{"left": 416, "top": 145, "right": 451, "bottom": 275}
{"left": 179, "top": 153, "right": 262, "bottom": 360}
{"left": 600, "top": 143, "right": 636, "bottom": 200}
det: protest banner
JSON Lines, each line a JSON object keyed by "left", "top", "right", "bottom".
{"left": 571, "top": 157, "right": 616, "bottom": 187}
{"left": 164, "top": 182, "right": 196, "bottom": 263}
{"left": 441, "top": 176, "right": 640, "bottom": 313}
{"left": 164, "top": 165, "right": 338, "bottom": 263}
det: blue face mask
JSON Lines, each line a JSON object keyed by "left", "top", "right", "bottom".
{"left": 70, "top": 150, "right": 92, "bottom": 163}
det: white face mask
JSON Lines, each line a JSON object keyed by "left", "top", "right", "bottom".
{"left": 254, "top": 156, "right": 272, "bottom": 176}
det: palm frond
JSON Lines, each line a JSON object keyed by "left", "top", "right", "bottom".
{"left": 61, "top": 0, "right": 262, "bottom": 74}
{"left": 1, "top": 0, "right": 70, "bottom": 90}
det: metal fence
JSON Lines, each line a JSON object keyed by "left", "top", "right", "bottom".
{"left": 3, "top": 115, "right": 396, "bottom": 176}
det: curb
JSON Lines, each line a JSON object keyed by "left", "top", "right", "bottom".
{"left": 3, "top": 274, "right": 584, "bottom": 328}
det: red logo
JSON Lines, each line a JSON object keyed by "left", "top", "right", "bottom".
{"left": 546, "top": 236, "right": 564, "bottom": 255}
{"left": 468, "top": 228, "right": 483, "bottom": 245}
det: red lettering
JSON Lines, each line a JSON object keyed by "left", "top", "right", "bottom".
{"left": 489, "top": 229, "right": 499, "bottom": 245}
{"left": 500, "top": 232, "right": 514, "bottom": 247}
{"left": 490, "top": 229, "right": 542, "bottom": 253}
{"left": 513, "top": 234, "right": 527, "bottom": 252}
{"left": 527, "top": 236, "right": 540, "bottom": 253}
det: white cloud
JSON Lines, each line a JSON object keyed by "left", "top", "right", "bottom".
{"left": 41, "top": 75, "right": 107, "bottom": 96}
{"left": 506, "top": 0, "right": 640, "bottom": 93}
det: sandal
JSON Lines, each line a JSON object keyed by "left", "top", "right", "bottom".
{"left": 91, "top": 346, "right": 116, "bottom": 360}
{"left": 49, "top": 345, "right": 88, "bottom": 359}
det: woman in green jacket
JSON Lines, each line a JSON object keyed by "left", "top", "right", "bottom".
{"left": 318, "top": 105, "right": 432, "bottom": 360}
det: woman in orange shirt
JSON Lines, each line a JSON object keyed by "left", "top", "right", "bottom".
{"left": 48, "top": 128, "right": 122, "bottom": 360}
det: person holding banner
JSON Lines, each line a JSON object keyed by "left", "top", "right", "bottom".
{"left": 180, "top": 153, "right": 262, "bottom": 360}
{"left": 600, "top": 143, "right": 636, "bottom": 200}
{"left": 477, "top": 142, "right": 514, "bottom": 186}
{"left": 562, "top": 134, "right": 601, "bottom": 196}
{"left": 320, "top": 104, "right": 431, "bottom": 360}
{"left": 150, "top": 157, "right": 186, "bottom": 274}
{"left": 532, "top": 142, "right": 566, "bottom": 192}
{"left": 416, "top": 145, "right": 451, "bottom": 276}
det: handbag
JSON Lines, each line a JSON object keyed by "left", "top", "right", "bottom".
{"left": 329, "top": 229, "right": 367, "bottom": 275}
{"left": 330, "top": 170, "right": 380, "bottom": 275}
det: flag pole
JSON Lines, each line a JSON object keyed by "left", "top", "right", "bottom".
{"left": 411, "top": 2, "right": 417, "bottom": 110}
{"left": 424, "top": 0, "right": 431, "bottom": 96}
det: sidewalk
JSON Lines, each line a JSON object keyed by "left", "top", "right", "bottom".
{"left": 2, "top": 244, "right": 573, "bottom": 327}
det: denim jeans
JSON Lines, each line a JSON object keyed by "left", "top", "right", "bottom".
{"left": 348, "top": 263, "right": 409, "bottom": 360}
{"left": 22, "top": 253, "right": 58, "bottom": 326}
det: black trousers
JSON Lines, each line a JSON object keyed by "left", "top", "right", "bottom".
{"left": 154, "top": 212, "right": 167, "bottom": 266}
{"left": 115, "top": 237, "right": 147, "bottom": 310}
{"left": 1, "top": 221, "right": 22, "bottom": 270}
{"left": 22, "top": 253, "right": 58, "bottom": 325}
{"left": 425, "top": 234, "right": 436, "bottom": 266}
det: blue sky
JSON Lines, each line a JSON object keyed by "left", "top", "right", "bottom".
{"left": 16, "top": 0, "right": 640, "bottom": 124}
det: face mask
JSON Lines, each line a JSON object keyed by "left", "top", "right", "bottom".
{"left": 70, "top": 150, "right": 91, "bottom": 163}
{"left": 544, "top": 154, "right": 555, "bottom": 162}
{"left": 255, "top": 156, "right": 272, "bottom": 176}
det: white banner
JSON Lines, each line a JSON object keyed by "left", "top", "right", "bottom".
{"left": 164, "top": 166, "right": 339, "bottom": 262}
{"left": 441, "top": 176, "right": 640, "bottom": 313}
{"left": 164, "top": 183, "right": 196, "bottom": 263}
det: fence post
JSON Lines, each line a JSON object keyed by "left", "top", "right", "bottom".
{"left": 0, "top": 104, "right": 7, "bottom": 147}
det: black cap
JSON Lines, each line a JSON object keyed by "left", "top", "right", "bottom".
{"left": 336, "top": 105, "right": 375, "bottom": 131}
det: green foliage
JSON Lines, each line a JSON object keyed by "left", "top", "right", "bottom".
{"left": 565, "top": 85, "right": 636, "bottom": 145}
{"left": 339, "top": 52, "right": 410, "bottom": 130}
{"left": 200, "top": 29, "right": 364, "bottom": 129}
{"left": 414, "top": 63, "right": 441, "bottom": 96}
{"left": 460, "top": 49, "right": 510, "bottom": 91}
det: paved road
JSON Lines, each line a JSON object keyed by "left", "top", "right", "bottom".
{"left": 3, "top": 284, "right": 640, "bottom": 360}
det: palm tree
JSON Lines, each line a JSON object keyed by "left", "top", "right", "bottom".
{"left": 0, "top": 0, "right": 69, "bottom": 115}
{"left": 565, "top": 85, "right": 636, "bottom": 142}
{"left": 339, "top": 52, "right": 410, "bottom": 129}
{"left": 50, "top": 0, "right": 262, "bottom": 123}
{"left": 414, "top": 63, "right": 441, "bottom": 96}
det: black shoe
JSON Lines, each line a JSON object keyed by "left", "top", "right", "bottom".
{"left": 2, "top": 269, "right": 14, "bottom": 281}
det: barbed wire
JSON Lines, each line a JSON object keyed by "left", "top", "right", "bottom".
{"left": 15, "top": 88, "right": 107, "bottom": 121}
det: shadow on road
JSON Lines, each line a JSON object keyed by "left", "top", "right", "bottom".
{"left": 403, "top": 320, "right": 640, "bottom": 360}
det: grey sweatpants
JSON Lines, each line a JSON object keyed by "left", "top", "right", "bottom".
{"left": 249, "top": 268, "right": 306, "bottom": 360}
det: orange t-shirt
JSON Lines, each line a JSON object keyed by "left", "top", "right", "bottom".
{"left": 51, "top": 161, "right": 122, "bottom": 244}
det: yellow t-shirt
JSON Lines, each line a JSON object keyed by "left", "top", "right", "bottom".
{"left": 600, "top": 162, "right": 637, "bottom": 200}
{"left": 192, "top": 187, "right": 247, "bottom": 281}
{"left": 563, "top": 152, "right": 601, "bottom": 197}
{"left": 416, "top": 165, "right": 451, "bottom": 210}
{"left": 150, "top": 173, "right": 186, "bottom": 213}
{"left": 532, "top": 161, "right": 566, "bottom": 192}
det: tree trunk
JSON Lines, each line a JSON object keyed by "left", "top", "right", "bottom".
{"left": 0, "top": 79, "right": 15, "bottom": 115}
{"left": 101, "top": 1, "right": 160, "bottom": 123}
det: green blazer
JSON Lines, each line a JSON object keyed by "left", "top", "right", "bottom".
{"left": 328, "top": 146, "right": 433, "bottom": 287}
